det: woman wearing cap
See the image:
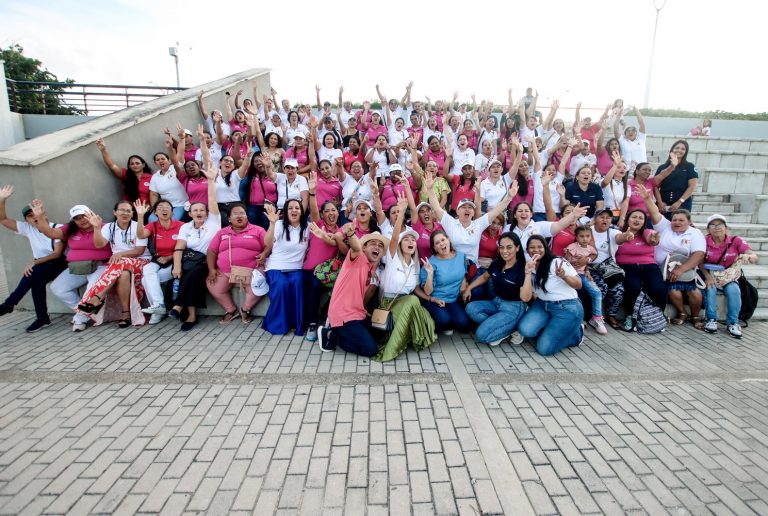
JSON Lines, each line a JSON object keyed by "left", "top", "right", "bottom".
{"left": 372, "top": 193, "right": 436, "bottom": 361}
{"left": 206, "top": 202, "right": 267, "bottom": 324}
{"left": 479, "top": 158, "right": 514, "bottom": 213}
{"left": 379, "top": 175, "right": 416, "bottom": 241}
{"left": 366, "top": 134, "right": 397, "bottom": 183}
{"left": 168, "top": 126, "right": 208, "bottom": 215}
{"left": 274, "top": 158, "right": 309, "bottom": 213}
{"left": 225, "top": 94, "right": 249, "bottom": 135}
{"left": 637, "top": 184, "right": 706, "bottom": 328}
{"left": 303, "top": 172, "right": 346, "bottom": 340}
{"left": 449, "top": 159, "right": 480, "bottom": 215}
{"left": 214, "top": 153, "right": 243, "bottom": 227}
{"left": 379, "top": 163, "right": 416, "bottom": 214}
{"left": 94, "top": 138, "right": 153, "bottom": 207}
{"left": 32, "top": 201, "right": 113, "bottom": 332}
{"left": 517, "top": 235, "right": 585, "bottom": 355}
{"left": 262, "top": 201, "right": 309, "bottom": 336}
{"left": 615, "top": 106, "right": 647, "bottom": 166}
{"left": 412, "top": 200, "right": 443, "bottom": 260}
{"left": 470, "top": 212, "right": 506, "bottom": 300}
{"left": 700, "top": 214, "right": 758, "bottom": 338}
{"left": 463, "top": 232, "right": 527, "bottom": 346}
{"left": 599, "top": 151, "right": 630, "bottom": 225}
{"left": 0, "top": 186, "right": 66, "bottom": 333}
{"left": 149, "top": 135, "right": 188, "bottom": 221}
{"left": 341, "top": 160, "right": 374, "bottom": 225}
{"left": 361, "top": 104, "right": 388, "bottom": 150}
{"left": 284, "top": 128, "right": 315, "bottom": 177}
{"left": 656, "top": 140, "right": 698, "bottom": 218}
{"left": 447, "top": 131, "right": 475, "bottom": 177}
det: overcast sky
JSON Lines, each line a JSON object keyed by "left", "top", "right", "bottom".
{"left": 1, "top": 0, "right": 761, "bottom": 115}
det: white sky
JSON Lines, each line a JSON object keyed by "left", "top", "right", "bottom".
{"left": 0, "top": 0, "right": 762, "bottom": 114}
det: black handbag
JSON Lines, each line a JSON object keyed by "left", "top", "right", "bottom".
{"left": 181, "top": 250, "right": 207, "bottom": 271}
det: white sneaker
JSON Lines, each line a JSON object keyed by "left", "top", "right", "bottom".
{"left": 589, "top": 317, "right": 608, "bottom": 335}
{"left": 509, "top": 331, "right": 524, "bottom": 345}
{"left": 727, "top": 324, "right": 742, "bottom": 339}
{"left": 72, "top": 322, "right": 86, "bottom": 332}
{"left": 148, "top": 313, "right": 166, "bottom": 325}
{"left": 142, "top": 304, "right": 166, "bottom": 315}
{"left": 442, "top": 329, "right": 454, "bottom": 336}
{"left": 704, "top": 319, "right": 718, "bottom": 334}
{"left": 488, "top": 335, "right": 508, "bottom": 347}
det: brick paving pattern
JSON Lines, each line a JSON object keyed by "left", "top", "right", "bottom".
{"left": 0, "top": 310, "right": 766, "bottom": 514}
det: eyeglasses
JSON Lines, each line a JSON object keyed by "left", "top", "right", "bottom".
{"left": 708, "top": 223, "right": 725, "bottom": 229}
{"left": 116, "top": 209, "right": 133, "bottom": 214}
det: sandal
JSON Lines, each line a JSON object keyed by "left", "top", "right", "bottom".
{"left": 117, "top": 310, "right": 131, "bottom": 328}
{"left": 691, "top": 317, "right": 705, "bottom": 330}
{"left": 219, "top": 310, "right": 240, "bottom": 324}
{"left": 605, "top": 315, "right": 621, "bottom": 329}
{"left": 78, "top": 294, "right": 104, "bottom": 314}
{"left": 239, "top": 307, "right": 252, "bottom": 324}
{"left": 670, "top": 314, "right": 688, "bottom": 325}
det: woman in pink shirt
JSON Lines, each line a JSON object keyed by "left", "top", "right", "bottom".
{"left": 206, "top": 203, "right": 267, "bottom": 323}
{"left": 412, "top": 201, "right": 443, "bottom": 260}
{"left": 595, "top": 128, "right": 621, "bottom": 176}
{"left": 241, "top": 151, "right": 278, "bottom": 229}
{"left": 315, "top": 159, "right": 344, "bottom": 210}
{"left": 461, "top": 119, "right": 479, "bottom": 152}
{"left": 615, "top": 208, "right": 664, "bottom": 331}
{"left": 422, "top": 137, "right": 449, "bottom": 177}
{"left": 343, "top": 136, "right": 365, "bottom": 172}
{"left": 284, "top": 132, "right": 314, "bottom": 177}
{"left": 362, "top": 110, "right": 388, "bottom": 149}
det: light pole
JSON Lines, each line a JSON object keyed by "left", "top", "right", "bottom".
{"left": 168, "top": 42, "right": 180, "bottom": 88}
{"left": 644, "top": 0, "right": 667, "bottom": 108}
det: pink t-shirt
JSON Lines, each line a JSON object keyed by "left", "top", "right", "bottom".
{"left": 705, "top": 235, "right": 751, "bottom": 269}
{"left": 355, "top": 110, "right": 374, "bottom": 128}
{"left": 183, "top": 146, "right": 199, "bottom": 162}
{"left": 595, "top": 148, "right": 614, "bottom": 175}
{"left": 627, "top": 177, "right": 657, "bottom": 214}
{"left": 229, "top": 119, "right": 248, "bottom": 134}
{"left": 316, "top": 176, "right": 343, "bottom": 209}
{"left": 412, "top": 220, "right": 442, "bottom": 260}
{"left": 222, "top": 140, "right": 248, "bottom": 158}
{"left": 304, "top": 220, "right": 342, "bottom": 270}
{"left": 64, "top": 226, "right": 113, "bottom": 262}
{"left": 564, "top": 242, "right": 597, "bottom": 273}
{"left": 407, "top": 127, "right": 423, "bottom": 148}
{"left": 364, "top": 125, "right": 388, "bottom": 149}
{"left": 184, "top": 176, "right": 208, "bottom": 204}
{"left": 249, "top": 175, "right": 278, "bottom": 205}
{"left": 451, "top": 176, "right": 477, "bottom": 211}
{"left": 285, "top": 146, "right": 310, "bottom": 170}
{"left": 209, "top": 224, "right": 266, "bottom": 272}
{"left": 551, "top": 227, "right": 575, "bottom": 257}
{"left": 581, "top": 125, "right": 600, "bottom": 153}
{"left": 343, "top": 151, "right": 365, "bottom": 172}
{"left": 462, "top": 130, "right": 479, "bottom": 151}
{"left": 380, "top": 178, "right": 415, "bottom": 213}
{"left": 424, "top": 149, "right": 447, "bottom": 174}
{"left": 479, "top": 228, "right": 500, "bottom": 260}
{"left": 328, "top": 251, "right": 374, "bottom": 327}
{"left": 510, "top": 175, "right": 535, "bottom": 208}
{"left": 353, "top": 219, "right": 373, "bottom": 239}
{"left": 615, "top": 229, "right": 657, "bottom": 265}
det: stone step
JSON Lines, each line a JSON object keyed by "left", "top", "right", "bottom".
{"left": 690, "top": 193, "right": 730, "bottom": 203}
{"left": 646, "top": 135, "right": 768, "bottom": 153}
{"left": 692, "top": 212, "right": 752, "bottom": 224}
{"left": 696, "top": 223, "right": 768, "bottom": 238}
{"left": 739, "top": 237, "right": 768, "bottom": 251}
{"left": 691, "top": 202, "right": 738, "bottom": 214}
{"left": 647, "top": 149, "right": 768, "bottom": 169}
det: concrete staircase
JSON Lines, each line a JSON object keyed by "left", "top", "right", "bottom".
{"left": 646, "top": 135, "right": 768, "bottom": 320}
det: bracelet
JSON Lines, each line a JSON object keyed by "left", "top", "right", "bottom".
{"left": 309, "top": 193, "right": 316, "bottom": 196}
{"left": 173, "top": 249, "right": 184, "bottom": 253}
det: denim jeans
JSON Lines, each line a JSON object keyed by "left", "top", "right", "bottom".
{"left": 329, "top": 318, "right": 377, "bottom": 357}
{"left": 421, "top": 300, "right": 470, "bottom": 332}
{"left": 578, "top": 273, "right": 603, "bottom": 318}
{"left": 466, "top": 297, "right": 527, "bottom": 344}
{"left": 470, "top": 268, "right": 496, "bottom": 301}
{"left": 3, "top": 259, "right": 66, "bottom": 320}
{"left": 704, "top": 281, "right": 741, "bottom": 325}
{"left": 518, "top": 298, "right": 584, "bottom": 356}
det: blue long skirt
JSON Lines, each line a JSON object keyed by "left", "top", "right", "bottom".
{"left": 263, "top": 270, "right": 305, "bottom": 335}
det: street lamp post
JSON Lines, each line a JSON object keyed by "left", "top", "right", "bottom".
{"left": 644, "top": 0, "right": 667, "bottom": 109}
{"left": 168, "top": 43, "right": 180, "bottom": 88}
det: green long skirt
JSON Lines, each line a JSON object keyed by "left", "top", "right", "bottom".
{"left": 372, "top": 295, "right": 437, "bottom": 362}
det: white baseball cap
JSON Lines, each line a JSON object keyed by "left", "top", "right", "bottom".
{"left": 69, "top": 205, "right": 90, "bottom": 218}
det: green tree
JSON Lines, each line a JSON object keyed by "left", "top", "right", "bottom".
{"left": 2, "top": 44, "right": 84, "bottom": 115}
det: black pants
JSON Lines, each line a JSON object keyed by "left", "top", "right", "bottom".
{"left": 620, "top": 263, "right": 667, "bottom": 315}
{"left": 3, "top": 259, "right": 67, "bottom": 320}
{"left": 330, "top": 319, "right": 377, "bottom": 357}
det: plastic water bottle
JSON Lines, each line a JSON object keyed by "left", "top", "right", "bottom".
{"left": 172, "top": 278, "right": 180, "bottom": 300}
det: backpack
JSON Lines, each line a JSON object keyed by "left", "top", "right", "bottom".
{"left": 739, "top": 274, "right": 759, "bottom": 325}
{"left": 633, "top": 292, "right": 667, "bottom": 334}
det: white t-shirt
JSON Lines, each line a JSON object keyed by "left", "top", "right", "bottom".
{"left": 423, "top": 128, "right": 443, "bottom": 146}
{"left": 195, "top": 143, "right": 222, "bottom": 169}
{"left": 341, "top": 175, "right": 374, "bottom": 211}
{"left": 477, "top": 129, "right": 498, "bottom": 151}
{"left": 569, "top": 153, "right": 596, "bottom": 175}
{"left": 16, "top": 221, "right": 61, "bottom": 259}
{"left": 370, "top": 149, "right": 391, "bottom": 178}
{"left": 317, "top": 147, "right": 343, "bottom": 165}
{"left": 380, "top": 248, "right": 419, "bottom": 296}
{"left": 619, "top": 132, "right": 647, "bottom": 166}
{"left": 532, "top": 171, "right": 564, "bottom": 213}
{"left": 149, "top": 170, "right": 189, "bottom": 207}
{"left": 206, "top": 115, "right": 231, "bottom": 138}
{"left": 602, "top": 180, "right": 628, "bottom": 211}
{"left": 101, "top": 221, "right": 150, "bottom": 257}
{"left": 439, "top": 212, "right": 490, "bottom": 264}
{"left": 450, "top": 148, "right": 476, "bottom": 176}
{"left": 479, "top": 177, "right": 508, "bottom": 211}
{"left": 265, "top": 220, "right": 309, "bottom": 271}
{"left": 389, "top": 127, "right": 408, "bottom": 147}
{"left": 275, "top": 173, "right": 309, "bottom": 209}
{"left": 339, "top": 109, "right": 356, "bottom": 127}
{"left": 591, "top": 228, "right": 621, "bottom": 264}
{"left": 533, "top": 258, "right": 579, "bottom": 301}
{"left": 178, "top": 213, "right": 221, "bottom": 253}
{"left": 264, "top": 122, "right": 284, "bottom": 138}
{"left": 379, "top": 220, "right": 413, "bottom": 241}
{"left": 653, "top": 217, "right": 706, "bottom": 268}
{"left": 285, "top": 125, "right": 309, "bottom": 147}
{"left": 215, "top": 170, "right": 242, "bottom": 203}
{"left": 505, "top": 221, "right": 555, "bottom": 260}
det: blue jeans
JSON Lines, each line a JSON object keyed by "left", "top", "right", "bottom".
{"left": 3, "top": 259, "right": 67, "bottom": 320}
{"left": 421, "top": 300, "right": 470, "bottom": 332}
{"left": 466, "top": 297, "right": 527, "bottom": 344}
{"left": 329, "top": 318, "right": 377, "bottom": 357}
{"left": 470, "top": 268, "right": 495, "bottom": 301}
{"left": 704, "top": 282, "right": 741, "bottom": 325}
{"left": 518, "top": 298, "right": 584, "bottom": 356}
{"left": 533, "top": 212, "right": 548, "bottom": 222}
{"left": 578, "top": 273, "right": 603, "bottom": 318}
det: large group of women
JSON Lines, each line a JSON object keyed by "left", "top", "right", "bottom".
{"left": 0, "top": 82, "right": 758, "bottom": 359}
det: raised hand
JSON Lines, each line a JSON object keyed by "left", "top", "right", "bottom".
{"left": 636, "top": 183, "right": 650, "bottom": 200}
{"left": 308, "top": 222, "right": 326, "bottom": 239}
{"left": 569, "top": 203, "right": 589, "bottom": 220}
{"left": 669, "top": 152, "right": 680, "bottom": 168}
{"left": 647, "top": 231, "right": 660, "bottom": 246}
{"left": 507, "top": 179, "right": 519, "bottom": 200}
{"left": 611, "top": 150, "right": 622, "bottom": 164}
{"left": 176, "top": 123, "right": 185, "bottom": 139}
{"left": 196, "top": 123, "right": 205, "bottom": 139}
{"left": 555, "top": 259, "right": 566, "bottom": 278}
{"left": 423, "top": 171, "right": 435, "bottom": 190}
{"left": 265, "top": 204, "right": 279, "bottom": 224}
{"left": 556, "top": 183, "right": 566, "bottom": 197}
{"left": 420, "top": 257, "right": 433, "bottom": 274}
{"left": 308, "top": 171, "right": 317, "bottom": 193}
{"left": 95, "top": 138, "right": 106, "bottom": 151}
{"left": 133, "top": 200, "right": 149, "bottom": 216}
{"left": 85, "top": 210, "right": 102, "bottom": 228}
{"left": 395, "top": 191, "right": 408, "bottom": 210}
{"left": 334, "top": 157, "right": 345, "bottom": 169}
{"left": 540, "top": 169, "right": 554, "bottom": 185}
{"left": 525, "top": 254, "right": 540, "bottom": 274}
{"left": 622, "top": 229, "right": 635, "bottom": 241}
{"left": 202, "top": 164, "right": 217, "bottom": 181}
{"left": 0, "top": 185, "right": 13, "bottom": 199}
{"left": 342, "top": 222, "right": 356, "bottom": 238}
{"left": 30, "top": 199, "right": 44, "bottom": 217}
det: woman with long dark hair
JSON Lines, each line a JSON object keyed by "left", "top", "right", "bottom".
{"left": 656, "top": 140, "right": 698, "bottom": 217}
{"left": 95, "top": 138, "right": 153, "bottom": 206}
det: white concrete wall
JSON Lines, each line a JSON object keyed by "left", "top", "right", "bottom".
{"left": 0, "top": 61, "right": 26, "bottom": 150}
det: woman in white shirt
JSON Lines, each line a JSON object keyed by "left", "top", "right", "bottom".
{"left": 149, "top": 137, "right": 188, "bottom": 221}
{"left": 262, "top": 200, "right": 309, "bottom": 336}
{"left": 517, "top": 235, "right": 585, "bottom": 355}
{"left": 600, "top": 152, "right": 629, "bottom": 225}
{"left": 215, "top": 155, "right": 242, "bottom": 227}
{"left": 372, "top": 194, "right": 436, "bottom": 362}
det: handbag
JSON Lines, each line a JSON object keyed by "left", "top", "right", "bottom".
{"left": 227, "top": 236, "right": 254, "bottom": 289}
{"left": 633, "top": 292, "right": 667, "bottom": 334}
{"left": 590, "top": 232, "right": 624, "bottom": 280}
{"left": 371, "top": 307, "right": 394, "bottom": 331}
{"left": 706, "top": 237, "right": 742, "bottom": 288}
{"left": 181, "top": 249, "right": 206, "bottom": 272}
{"left": 739, "top": 274, "right": 758, "bottom": 324}
{"left": 314, "top": 254, "right": 343, "bottom": 287}
{"left": 67, "top": 260, "right": 99, "bottom": 275}
{"left": 663, "top": 252, "right": 697, "bottom": 283}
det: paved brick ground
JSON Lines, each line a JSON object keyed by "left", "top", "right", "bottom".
{"left": 0, "top": 310, "right": 766, "bottom": 515}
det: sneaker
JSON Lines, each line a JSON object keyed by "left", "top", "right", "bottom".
{"left": 589, "top": 317, "right": 608, "bottom": 335}
{"left": 316, "top": 325, "right": 334, "bottom": 352}
{"left": 442, "top": 329, "right": 454, "bottom": 336}
{"left": 142, "top": 304, "right": 166, "bottom": 315}
{"left": 727, "top": 324, "right": 742, "bottom": 339}
{"left": 306, "top": 323, "right": 318, "bottom": 342}
{"left": 704, "top": 319, "right": 718, "bottom": 334}
{"left": 0, "top": 303, "right": 13, "bottom": 316}
{"left": 26, "top": 318, "right": 51, "bottom": 333}
{"left": 168, "top": 308, "right": 180, "bottom": 320}
{"left": 148, "top": 313, "right": 166, "bottom": 325}
{"left": 509, "top": 331, "right": 524, "bottom": 345}
{"left": 72, "top": 322, "right": 86, "bottom": 332}
{"left": 488, "top": 335, "right": 508, "bottom": 347}
{"left": 622, "top": 317, "right": 635, "bottom": 332}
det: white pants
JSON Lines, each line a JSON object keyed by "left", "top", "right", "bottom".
{"left": 50, "top": 266, "right": 108, "bottom": 324}
{"left": 141, "top": 261, "right": 173, "bottom": 307}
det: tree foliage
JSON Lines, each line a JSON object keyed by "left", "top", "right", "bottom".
{"left": 2, "top": 44, "right": 84, "bottom": 115}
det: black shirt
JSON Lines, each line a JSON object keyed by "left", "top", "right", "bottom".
{"left": 565, "top": 182, "right": 604, "bottom": 217}
{"left": 487, "top": 260, "right": 526, "bottom": 301}
{"left": 657, "top": 162, "right": 698, "bottom": 204}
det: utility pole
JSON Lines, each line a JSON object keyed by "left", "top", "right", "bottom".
{"left": 644, "top": 0, "right": 667, "bottom": 108}
{"left": 168, "top": 42, "right": 180, "bottom": 88}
